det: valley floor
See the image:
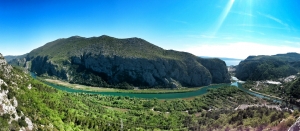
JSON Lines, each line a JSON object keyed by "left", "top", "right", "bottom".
{"left": 3, "top": 67, "right": 298, "bottom": 130}
{"left": 43, "top": 78, "right": 203, "bottom": 94}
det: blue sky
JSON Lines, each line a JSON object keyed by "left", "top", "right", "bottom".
{"left": 1, "top": 0, "right": 300, "bottom": 59}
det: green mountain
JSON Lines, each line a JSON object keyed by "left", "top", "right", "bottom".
{"left": 235, "top": 53, "right": 300, "bottom": 81}
{"left": 4, "top": 54, "right": 28, "bottom": 63}
{"left": 10, "top": 35, "right": 230, "bottom": 88}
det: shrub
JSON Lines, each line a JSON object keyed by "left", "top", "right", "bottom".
{"left": 18, "top": 118, "right": 28, "bottom": 127}
{"left": 3, "top": 113, "right": 10, "bottom": 120}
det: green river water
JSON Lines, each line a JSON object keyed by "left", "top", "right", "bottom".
{"left": 44, "top": 80, "right": 230, "bottom": 99}
{"left": 30, "top": 72, "right": 283, "bottom": 101}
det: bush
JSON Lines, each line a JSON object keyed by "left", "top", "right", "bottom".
{"left": 7, "top": 91, "right": 14, "bottom": 99}
{"left": 1, "top": 84, "right": 8, "bottom": 90}
{"left": 10, "top": 120, "right": 20, "bottom": 130}
{"left": 117, "top": 82, "right": 134, "bottom": 90}
{"left": 21, "top": 116, "right": 25, "bottom": 120}
{"left": 0, "top": 117, "right": 9, "bottom": 130}
{"left": 3, "top": 113, "right": 10, "bottom": 120}
{"left": 18, "top": 118, "right": 28, "bottom": 127}
{"left": 16, "top": 107, "right": 22, "bottom": 116}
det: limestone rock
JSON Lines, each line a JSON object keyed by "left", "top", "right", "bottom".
{"left": 0, "top": 53, "right": 7, "bottom": 65}
{"left": 0, "top": 53, "right": 34, "bottom": 130}
{"left": 198, "top": 58, "right": 231, "bottom": 83}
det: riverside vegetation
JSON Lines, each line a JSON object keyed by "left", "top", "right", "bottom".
{"left": 41, "top": 78, "right": 203, "bottom": 94}
{"left": 243, "top": 76, "right": 300, "bottom": 108}
{"left": 234, "top": 52, "right": 300, "bottom": 109}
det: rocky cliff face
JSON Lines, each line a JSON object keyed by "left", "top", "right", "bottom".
{"left": 0, "top": 53, "right": 7, "bottom": 65}
{"left": 0, "top": 53, "right": 33, "bottom": 130}
{"left": 9, "top": 35, "right": 231, "bottom": 88}
{"left": 30, "top": 56, "right": 68, "bottom": 79}
{"left": 68, "top": 54, "right": 212, "bottom": 87}
{"left": 197, "top": 58, "right": 231, "bottom": 83}
{"left": 0, "top": 53, "right": 13, "bottom": 78}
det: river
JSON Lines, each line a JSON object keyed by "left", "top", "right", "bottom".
{"left": 43, "top": 80, "right": 230, "bottom": 99}
{"left": 30, "top": 72, "right": 285, "bottom": 101}
{"left": 231, "top": 82, "right": 281, "bottom": 103}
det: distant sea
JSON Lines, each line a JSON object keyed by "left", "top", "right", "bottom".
{"left": 200, "top": 56, "right": 243, "bottom": 66}
{"left": 220, "top": 58, "right": 242, "bottom": 66}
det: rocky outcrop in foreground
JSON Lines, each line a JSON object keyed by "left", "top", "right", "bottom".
{"left": 289, "top": 117, "right": 300, "bottom": 131}
{"left": 0, "top": 53, "right": 33, "bottom": 130}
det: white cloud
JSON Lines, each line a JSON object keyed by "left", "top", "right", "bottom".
{"left": 236, "top": 24, "right": 288, "bottom": 30}
{"left": 283, "top": 40, "right": 295, "bottom": 44}
{"left": 282, "top": 40, "right": 300, "bottom": 46}
{"left": 257, "top": 12, "right": 290, "bottom": 31}
{"left": 183, "top": 42, "right": 300, "bottom": 59}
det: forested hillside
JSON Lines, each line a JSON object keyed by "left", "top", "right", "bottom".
{"left": 286, "top": 78, "right": 300, "bottom": 107}
{"left": 236, "top": 53, "right": 300, "bottom": 81}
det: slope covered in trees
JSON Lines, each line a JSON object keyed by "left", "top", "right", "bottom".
{"left": 3, "top": 69, "right": 296, "bottom": 130}
{"left": 236, "top": 53, "right": 300, "bottom": 81}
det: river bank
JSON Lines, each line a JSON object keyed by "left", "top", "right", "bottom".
{"left": 42, "top": 78, "right": 204, "bottom": 94}
{"left": 31, "top": 72, "right": 290, "bottom": 102}
{"left": 45, "top": 81, "right": 228, "bottom": 99}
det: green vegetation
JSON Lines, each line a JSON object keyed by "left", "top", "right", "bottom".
{"left": 287, "top": 78, "right": 300, "bottom": 107}
{"left": 4, "top": 59, "right": 300, "bottom": 130}
{"left": 243, "top": 77, "right": 300, "bottom": 109}
{"left": 1, "top": 66, "right": 296, "bottom": 130}
{"left": 236, "top": 53, "right": 300, "bottom": 81}
{"left": 41, "top": 78, "right": 203, "bottom": 94}
{"left": 243, "top": 81, "right": 283, "bottom": 98}
{"left": 92, "top": 86, "right": 258, "bottom": 113}
{"left": 289, "top": 78, "right": 300, "bottom": 99}
{"left": 27, "top": 35, "right": 196, "bottom": 61}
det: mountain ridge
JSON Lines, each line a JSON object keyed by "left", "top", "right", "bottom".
{"left": 10, "top": 35, "right": 231, "bottom": 88}
{"left": 235, "top": 52, "right": 300, "bottom": 81}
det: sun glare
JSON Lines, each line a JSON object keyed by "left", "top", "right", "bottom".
{"left": 212, "top": 0, "right": 235, "bottom": 36}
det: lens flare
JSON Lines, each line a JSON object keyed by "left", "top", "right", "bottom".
{"left": 212, "top": 0, "right": 235, "bottom": 36}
